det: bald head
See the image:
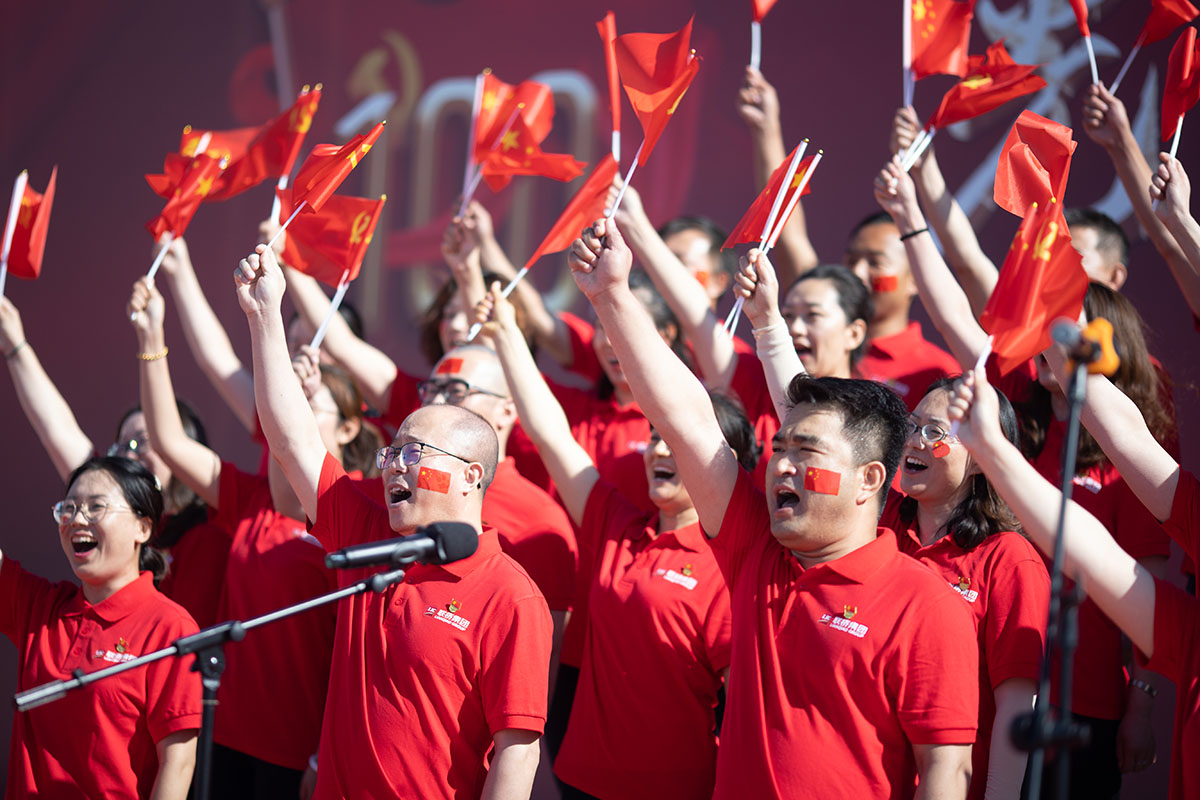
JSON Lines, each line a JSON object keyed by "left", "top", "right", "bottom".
{"left": 434, "top": 345, "right": 510, "bottom": 397}
{"left": 402, "top": 404, "right": 499, "bottom": 491}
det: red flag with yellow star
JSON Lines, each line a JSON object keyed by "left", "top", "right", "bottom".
{"left": 926, "top": 40, "right": 1045, "bottom": 131}
{"left": 276, "top": 189, "right": 386, "bottom": 287}
{"left": 145, "top": 154, "right": 227, "bottom": 238}
{"left": 6, "top": 168, "right": 56, "bottom": 280}
{"left": 473, "top": 73, "right": 554, "bottom": 165}
{"left": 722, "top": 147, "right": 815, "bottom": 249}
{"left": 980, "top": 199, "right": 1088, "bottom": 375}
{"left": 288, "top": 121, "right": 385, "bottom": 215}
{"left": 479, "top": 119, "right": 584, "bottom": 193}
{"left": 417, "top": 466, "right": 451, "bottom": 494}
{"left": 804, "top": 466, "right": 840, "bottom": 495}
{"left": 522, "top": 154, "right": 619, "bottom": 270}
{"left": 614, "top": 18, "right": 701, "bottom": 166}
{"left": 910, "top": 0, "right": 976, "bottom": 80}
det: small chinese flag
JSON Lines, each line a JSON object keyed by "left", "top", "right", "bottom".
{"left": 614, "top": 18, "right": 701, "bottom": 166}
{"left": 931, "top": 441, "right": 951, "bottom": 458}
{"left": 435, "top": 358, "right": 464, "bottom": 375}
{"left": 872, "top": 275, "right": 900, "bottom": 293}
{"left": 910, "top": 0, "right": 976, "bottom": 81}
{"left": 1068, "top": 0, "right": 1090, "bottom": 37}
{"left": 723, "top": 147, "right": 815, "bottom": 249}
{"left": 289, "top": 121, "right": 385, "bottom": 215}
{"left": 276, "top": 189, "right": 386, "bottom": 287}
{"left": 752, "top": 0, "right": 779, "bottom": 22}
{"left": 417, "top": 466, "right": 451, "bottom": 494}
{"left": 478, "top": 119, "right": 584, "bottom": 193}
{"left": 145, "top": 154, "right": 227, "bottom": 239}
{"left": 993, "top": 110, "right": 1077, "bottom": 218}
{"left": 5, "top": 168, "right": 56, "bottom": 280}
{"left": 979, "top": 199, "right": 1088, "bottom": 376}
{"left": 473, "top": 74, "right": 555, "bottom": 165}
{"left": 804, "top": 466, "right": 841, "bottom": 495}
{"left": 521, "top": 154, "right": 620, "bottom": 270}
{"left": 1162, "top": 27, "right": 1200, "bottom": 141}
{"left": 597, "top": 12, "right": 622, "bottom": 138}
{"left": 926, "top": 40, "right": 1046, "bottom": 131}
{"left": 1138, "top": 0, "right": 1199, "bottom": 46}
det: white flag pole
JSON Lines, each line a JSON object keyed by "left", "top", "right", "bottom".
{"left": 458, "top": 100, "right": 524, "bottom": 217}
{"left": 0, "top": 171, "right": 29, "bottom": 300}
{"left": 1169, "top": 116, "right": 1184, "bottom": 159}
{"left": 1109, "top": 32, "right": 1144, "bottom": 95}
{"left": 266, "top": 200, "right": 307, "bottom": 252}
{"left": 465, "top": 264, "right": 532, "bottom": 343}
{"left": 901, "top": 128, "right": 936, "bottom": 172}
{"left": 605, "top": 141, "right": 646, "bottom": 219}
{"left": 1084, "top": 35, "right": 1102, "bottom": 87}
{"left": 902, "top": 0, "right": 914, "bottom": 107}
{"left": 750, "top": 20, "right": 762, "bottom": 71}
{"left": 309, "top": 269, "right": 352, "bottom": 350}
{"left": 948, "top": 335, "right": 993, "bottom": 437}
{"left": 463, "top": 71, "right": 486, "bottom": 200}
{"left": 144, "top": 232, "right": 176, "bottom": 284}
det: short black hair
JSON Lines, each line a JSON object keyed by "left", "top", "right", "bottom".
{"left": 848, "top": 211, "right": 896, "bottom": 239}
{"left": 1064, "top": 207, "right": 1129, "bottom": 266}
{"left": 657, "top": 215, "right": 738, "bottom": 278}
{"left": 789, "top": 264, "right": 874, "bottom": 364}
{"left": 66, "top": 456, "right": 167, "bottom": 581}
{"left": 784, "top": 375, "right": 908, "bottom": 510}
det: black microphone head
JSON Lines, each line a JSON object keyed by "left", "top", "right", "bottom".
{"left": 425, "top": 522, "right": 479, "bottom": 564}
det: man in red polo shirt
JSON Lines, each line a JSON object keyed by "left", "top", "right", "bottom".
{"left": 234, "top": 244, "right": 551, "bottom": 800}
{"left": 568, "top": 217, "right": 979, "bottom": 799}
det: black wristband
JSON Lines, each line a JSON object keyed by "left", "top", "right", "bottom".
{"left": 899, "top": 227, "right": 930, "bottom": 242}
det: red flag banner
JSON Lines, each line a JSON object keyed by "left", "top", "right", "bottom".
{"left": 145, "top": 154, "right": 227, "bottom": 238}
{"left": 277, "top": 189, "right": 386, "bottom": 287}
{"left": 926, "top": 40, "right": 1046, "bottom": 131}
{"left": 752, "top": 0, "right": 779, "bottom": 23}
{"left": 993, "top": 110, "right": 1077, "bottom": 217}
{"left": 1162, "top": 26, "right": 1200, "bottom": 141}
{"left": 1140, "top": 0, "right": 1200, "bottom": 46}
{"left": 473, "top": 73, "right": 554, "bottom": 164}
{"left": 597, "top": 13, "right": 622, "bottom": 138}
{"left": 479, "top": 119, "right": 584, "bottom": 192}
{"left": 522, "top": 154, "right": 619, "bottom": 270}
{"left": 1068, "top": 0, "right": 1090, "bottom": 37}
{"left": 289, "top": 121, "right": 385, "bottom": 214}
{"left": 910, "top": 0, "right": 976, "bottom": 80}
{"left": 980, "top": 199, "right": 1088, "bottom": 375}
{"left": 723, "top": 147, "right": 815, "bottom": 249}
{"left": 614, "top": 18, "right": 701, "bottom": 166}
{"left": 417, "top": 466, "right": 451, "bottom": 494}
{"left": 6, "top": 168, "right": 57, "bottom": 280}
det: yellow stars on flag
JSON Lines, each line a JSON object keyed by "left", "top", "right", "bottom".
{"left": 500, "top": 130, "right": 519, "bottom": 151}
{"left": 348, "top": 142, "right": 372, "bottom": 169}
{"left": 961, "top": 74, "right": 993, "bottom": 90}
{"left": 17, "top": 196, "right": 33, "bottom": 227}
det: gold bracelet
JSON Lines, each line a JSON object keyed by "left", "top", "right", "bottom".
{"left": 138, "top": 346, "right": 169, "bottom": 362}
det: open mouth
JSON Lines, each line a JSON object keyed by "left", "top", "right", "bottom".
{"left": 652, "top": 467, "right": 676, "bottom": 481}
{"left": 774, "top": 488, "right": 800, "bottom": 510}
{"left": 71, "top": 533, "right": 98, "bottom": 554}
{"left": 903, "top": 456, "right": 928, "bottom": 473}
{"left": 388, "top": 486, "right": 413, "bottom": 504}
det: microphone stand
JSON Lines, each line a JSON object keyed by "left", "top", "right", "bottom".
{"left": 1013, "top": 357, "right": 1092, "bottom": 800}
{"left": 14, "top": 566, "right": 409, "bottom": 800}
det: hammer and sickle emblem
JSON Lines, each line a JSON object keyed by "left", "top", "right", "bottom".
{"left": 289, "top": 101, "right": 315, "bottom": 134}
{"left": 961, "top": 74, "right": 993, "bottom": 90}
{"left": 1032, "top": 220, "right": 1059, "bottom": 262}
{"left": 349, "top": 212, "right": 372, "bottom": 246}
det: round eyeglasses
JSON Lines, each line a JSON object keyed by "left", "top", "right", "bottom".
{"left": 376, "top": 441, "right": 471, "bottom": 471}
{"left": 907, "top": 420, "right": 956, "bottom": 446}
{"left": 416, "top": 378, "right": 507, "bottom": 405}
{"left": 52, "top": 499, "right": 135, "bottom": 525}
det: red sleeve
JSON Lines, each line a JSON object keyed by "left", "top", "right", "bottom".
{"left": 1141, "top": 577, "right": 1200, "bottom": 686}
{"left": 707, "top": 467, "right": 771, "bottom": 587}
{"left": 1164, "top": 470, "right": 1200, "bottom": 564}
{"left": 312, "top": 452, "right": 389, "bottom": 551}
{"left": 1111, "top": 477, "right": 1173, "bottom": 561}
{"left": 559, "top": 310, "right": 603, "bottom": 384}
{"left": 479, "top": 589, "right": 552, "bottom": 734}
{"left": 579, "top": 481, "right": 644, "bottom": 566}
{"left": 0, "top": 557, "right": 53, "bottom": 644}
{"left": 893, "top": 589, "right": 980, "bottom": 745}
{"left": 702, "top": 586, "right": 733, "bottom": 674}
{"left": 383, "top": 371, "right": 422, "bottom": 430}
{"left": 983, "top": 537, "right": 1050, "bottom": 687}
{"left": 212, "top": 461, "right": 261, "bottom": 532}
{"left": 144, "top": 607, "right": 203, "bottom": 742}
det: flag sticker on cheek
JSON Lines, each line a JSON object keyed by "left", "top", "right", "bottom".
{"left": 417, "top": 466, "right": 451, "bottom": 494}
{"left": 931, "top": 441, "right": 951, "bottom": 458}
{"left": 804, "top": 467, "right": 841, "bottom": 495}
{"left": 871, "top": 275, "right": 900, "bottom": 293}
{"left": 435, "top": 358, "right": 463, "bottom": 375}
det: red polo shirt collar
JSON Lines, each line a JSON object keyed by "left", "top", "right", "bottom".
{"left": 61, "top": 571, "right": 158, "bottom": 623}
{"left": 635, "top": 515, "right": 708, "bottom": 553}
{"left": 868, "top": 321, "right": 926, "bottom": 359}
{"left": 803, "top": 529, "right": 899, "bottom": 585}
{"left": 406, "top": 525, "right": 502, "bottom": 580}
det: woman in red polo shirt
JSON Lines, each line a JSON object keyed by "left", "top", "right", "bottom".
{"left": 1, "top": 456, "right": 201, "bottom": 799}
{"left": 485, "top": 285, "right": 758, "bottom": 799}
{"left": 129, "top": 278, "right": 379, "bottom": 800}
{"left": 881, "top": 377, "right": 1050, "bottom": 799}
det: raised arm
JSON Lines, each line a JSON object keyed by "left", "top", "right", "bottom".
{"left": 1150, "top": 154, "right": 1200, "bottom": 318}
{"left": 894, "top": 107, "right": 999, "bottom": 314}
{"left": 874, "top": 157, "right": 990, "bottom": 366}
{"left": 731, "top": 248, "right": 805, "bottom": 423}
{"left": 128, "top": 278, "right": 222, "bottom": 508}
{"left": 0, "top": 296, "right": 93, "bottom": 481}
{"left": 737, "top": 66, "right": 818, "bottom": 285}
{"left": 478, "top": 283, "right": 599, "bottom": 525}
{"left": 614, "top": 181, "right": 737, "bottom": 388}
{"left": 236, "top": 245, "right": 325, "bottom": 521}
{"left": 156, "top": 235, "right": 257, "bottom": 432}
{"left": 569, "top": 218, "right": 738, "bottom": 535}
{"left": 948, "top": 368, "right": 1157, "bottom": 659}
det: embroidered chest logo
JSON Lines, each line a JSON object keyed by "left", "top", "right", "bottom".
{"left": 424, "top": 600, "right": 471, "bottom": 631}
{"left": 94, "top": 637, "right": 138, "bottom": 664}
{"left": 1072, "top": 474, "right": 1102, "bottom": 494}
{"left": 655, "top": 566, "right": 698, "bottom": 591}
{"left": 951, "top": 576, "right": 979, "bottom": 603}
{"left": 817, "top": 606, "right": 870, "bottom": 638}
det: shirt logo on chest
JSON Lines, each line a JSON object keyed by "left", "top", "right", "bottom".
{"left": 952, "top": 576, "right": 979, "bottom": 603}
{"left": 94, "top": 641, "right": 138, "bottom": 664}
{"left": 424, "top": 605, "right": 472, "bottom": 631}
{"left": 1072, "top": 474, "right": 1103, "bottom": 494}
{"left": 655, "top": 567, "right": 698, "bottom": 591}
{"left": 817, "top": 611, "right": 870, "bottom": 638}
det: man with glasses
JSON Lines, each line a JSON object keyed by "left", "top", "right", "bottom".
{"left": 234, "top": 244, "right": 551, "bottom": 800}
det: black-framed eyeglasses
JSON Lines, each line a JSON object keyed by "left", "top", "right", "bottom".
{"left": 52, "top": 499, "right": 135, "bottom": 525}
{"left": 107, "top": 438, "right": 148, "bottom": 457}
{"left": 907, "top": 420, "right": 956, "bottom": 446}
{"left": 417, "top": 378, "right": 507, "bottom": 405}
{"left": 376, "top": 441, "right": 471, "bottom": 471}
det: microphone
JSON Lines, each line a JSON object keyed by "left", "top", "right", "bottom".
{"left": 1050, "top": 317, "right": 1120, "bottom": 376}
{"left": 325, "top": 522, "right": 478, "bottom": 570}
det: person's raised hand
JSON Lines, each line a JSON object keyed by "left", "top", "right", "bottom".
{"left": 291, "top": 344, "right": 322, "bottom": 400}
{"left": 127, "top": 277, "right": 165, "bottom": 339}
{"left": 155, "top": 234, "right": 193, "bottom": 278}
{"left": 1081, "top": 83, "right": 1131, "bottom": 151}
{"left": 946, "top": 369, "right": 1005, "bottom": 455}
{"left": 609, "top": 174, "right": 647, "bottom": 229}
{"left": 235, "top": 244, "right": 287, "bottom": 318}
{"left": 873, "top": 156, "right": 922, "bottom": 226}
{"left": 0, "top": 297, "right": 26, "bottom": 354}
{"left": 463, "top": 200, "right": 495, "bottom": 244}
{"left": 568, "top": 217, "right": 633, "bottom": 301}
{"left": 441, "top": 214, "right": 481, "bottom": 275}
{"left": 733, "top": 248, "right": 782, "bottom": 329}
{"left": 737, "top": 67, "right": 781, "bottom": 136}
{"left": 476, "top": 280, "right": 517, "bottom": 335}
{"left": 1150, "top": 153, "right": 1191, "bottom": 224}
{"left": 889, "top": 106, "right": 931, "bottom": 170}
{"left": 258, "top": 218, "right": 286, "bottom": 261}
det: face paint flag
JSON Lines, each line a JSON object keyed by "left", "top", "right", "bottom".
{"left": 146, "top": 153, "right": 227, "bottom": 238}
{"left": 614, "top": 18, "right": 701, "bottom": 166}
{"left": 804, "top": 466, "right": 841, "bottom": 495}
{"left": 722, "top": 148, "right": 815, "bottom": 249}
{"left": 909, "top": 0, "right": 976, "bottom": 81}
{"left": 435, "top": 358, "right": 464, "bottom": 375}
{"left": 1162, "top": 27, "right": 1200, "bottom": 142}
{"left": 288, "top": 121, "right": 385, "bottom": 215}
{"left": 275, "top": 189, "right": 386, "bottom": 287}
{"left": 521, "top": 154, "right": 620, "bottom": 270}
{"left": 979, "top": 199, "right": 1088, "bottom": 375}
{"left": 417, "top": 466, "right": 451, "bottom": 494}
{"left": 871, "top": 275, "right": 900, "bottom": 293}
{"left": 478, "top": 118, "right": 585, "bottom": 193}
{"left": 6, "top": 167, "right": 56, "bottom": 281}
{"left": 473, "top": 73, "right": 555, "bottom": 165}
{"left": 993, "top": 110, "right": 1077, "bottom": 218}
{"left": 925, "top": 40, "right": 1046, "bottom": 131}
{"left": 931, "top": 441, "right": 951, "bottom": 458}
